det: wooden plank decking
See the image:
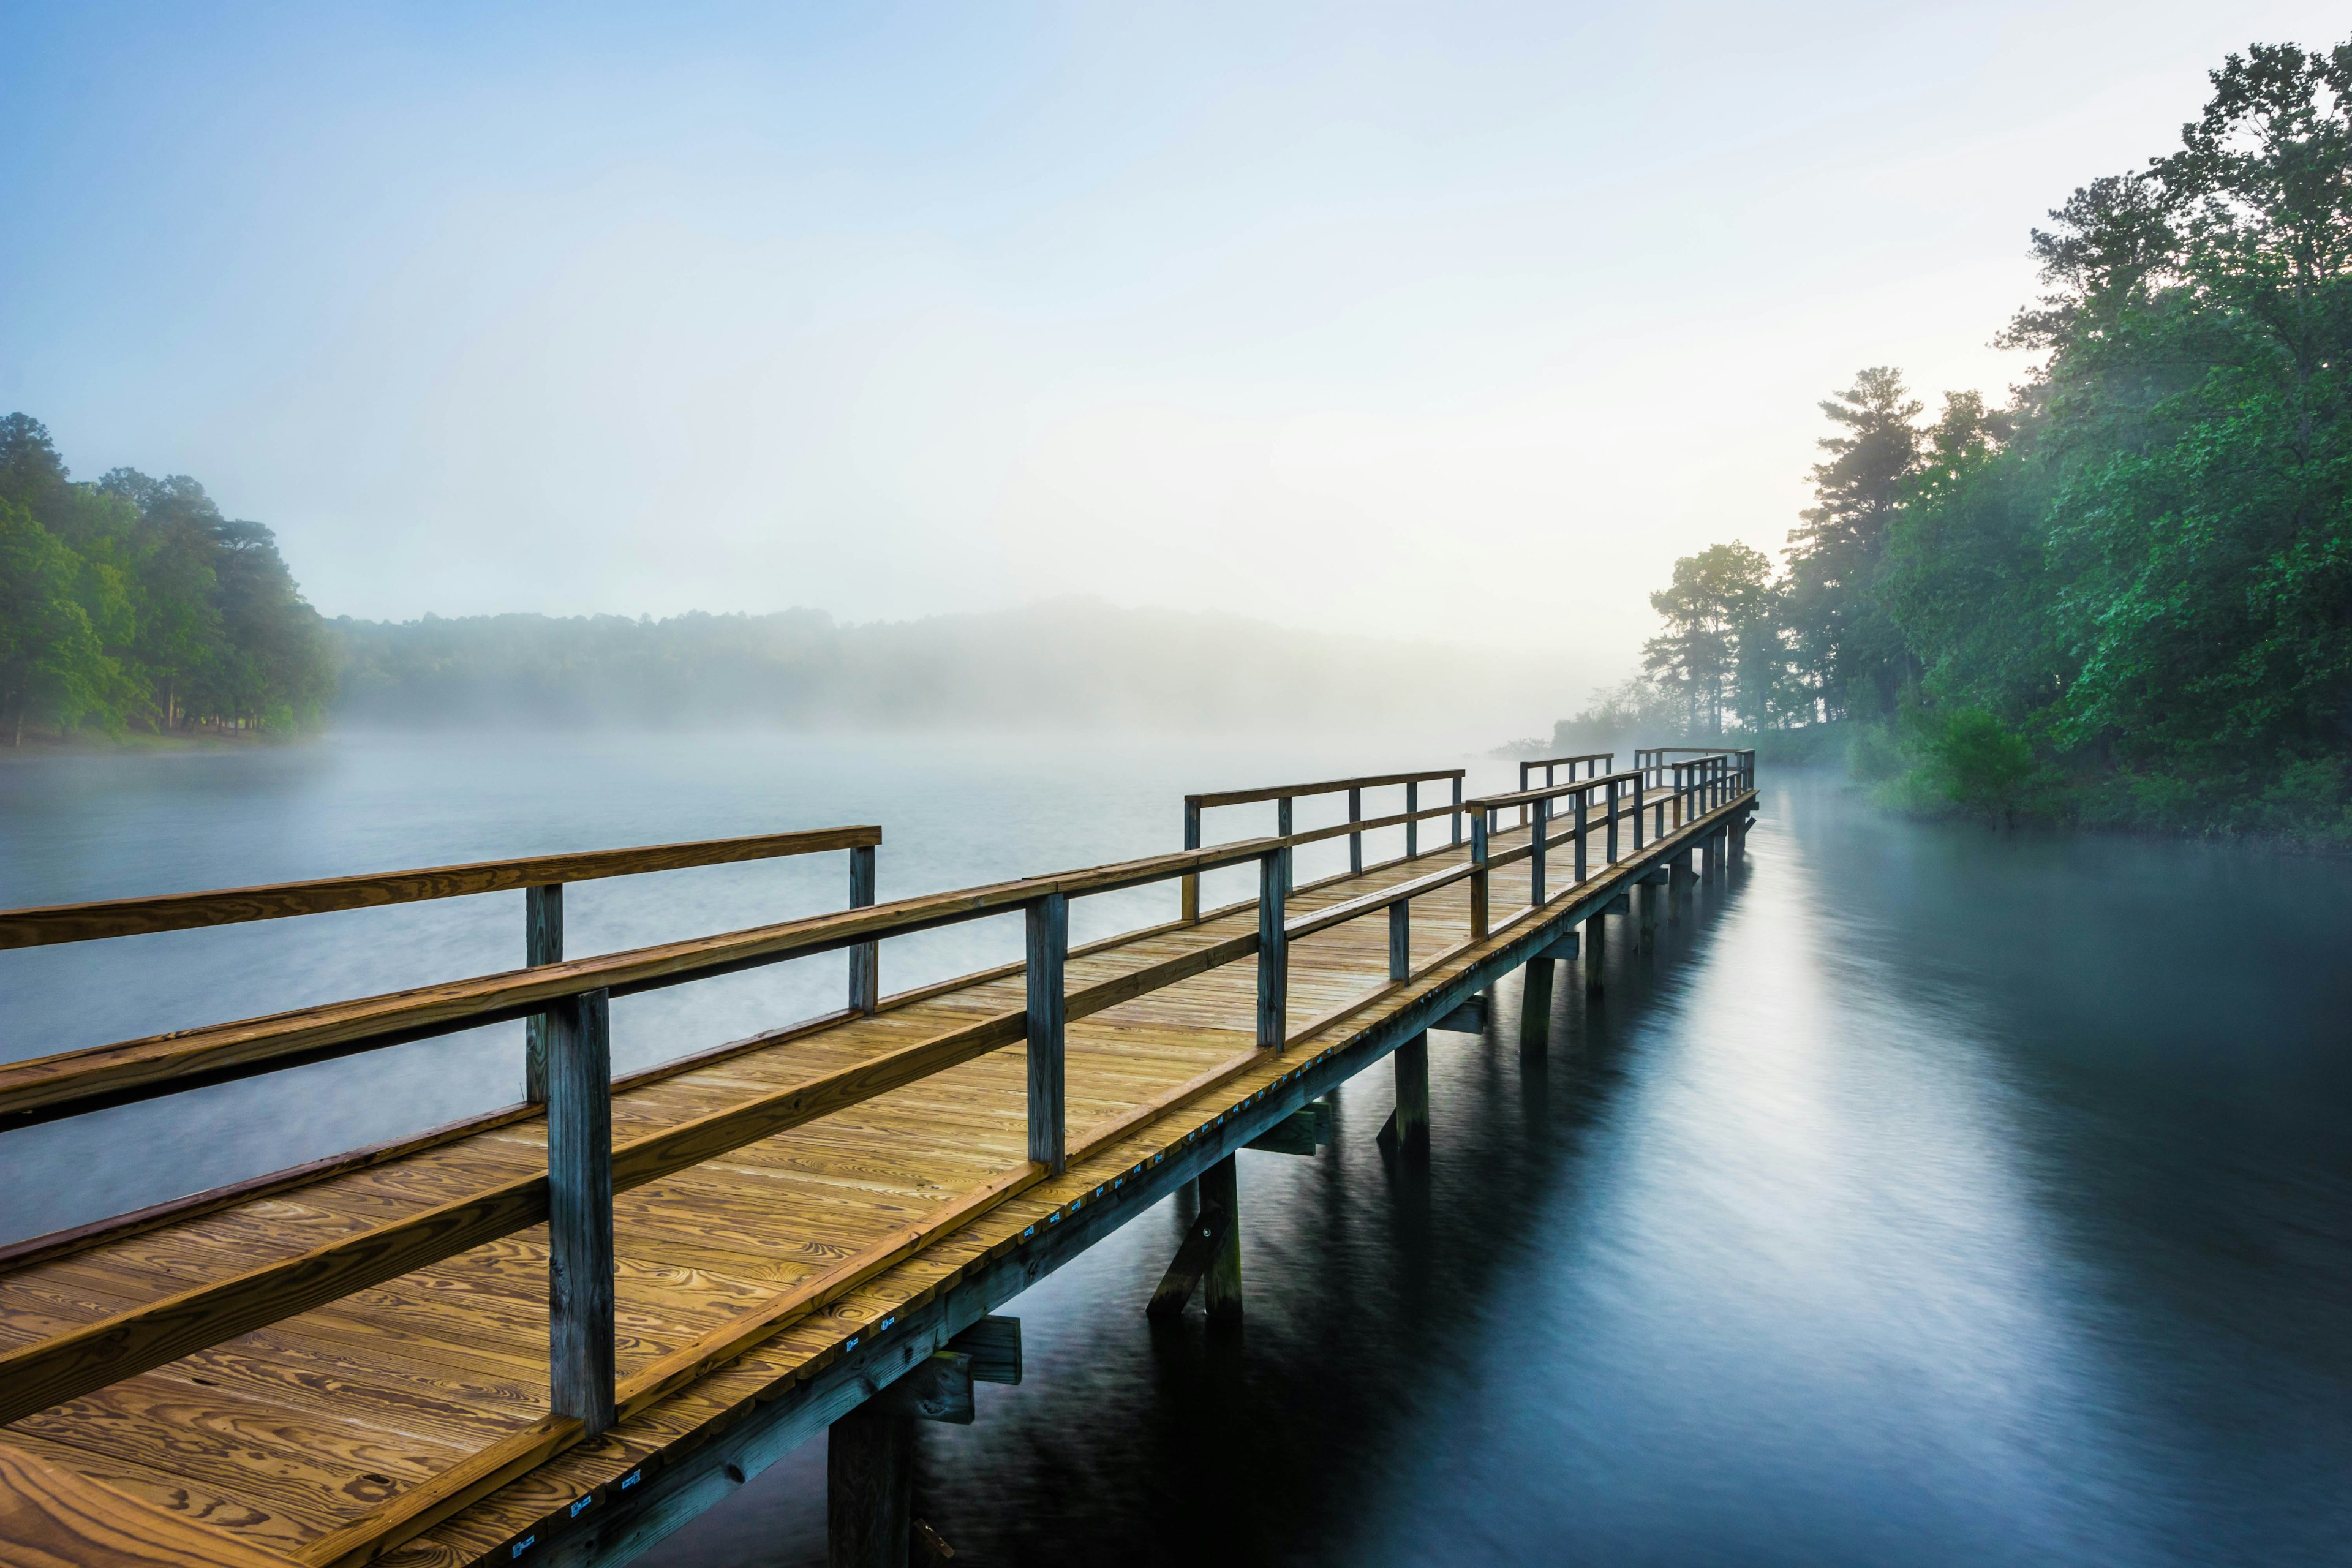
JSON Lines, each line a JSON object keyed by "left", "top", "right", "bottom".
{"left": 0, "top": 783, "right": 1753, "bottom": 1568}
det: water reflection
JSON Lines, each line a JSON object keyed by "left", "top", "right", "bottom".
{"left": 651, "top": 771, "right": 2351, "bottom": 1568}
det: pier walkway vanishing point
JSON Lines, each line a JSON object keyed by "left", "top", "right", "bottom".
{"left": 0, "top": 751, "right": 1757, "bottom": 1568}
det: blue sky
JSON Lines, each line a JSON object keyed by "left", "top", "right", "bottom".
{"left": 3, "top": 1, "right": 2343, "bottom": 672}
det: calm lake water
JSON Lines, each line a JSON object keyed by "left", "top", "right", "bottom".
{"left": 5, "top": 735, "right": 2348, "bottom": 1567}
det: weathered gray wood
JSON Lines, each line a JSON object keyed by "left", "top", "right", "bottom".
{"left": 826, "top": 1403, "right": 911, "bottom": 1568}
{"left": 1469, "top": 812, "right": 1490, "bottom": 938}
{"left": 1348, "top": 785, "right": 1363, "bottom": 875}
{"left": 1025, "top": 892, "right": 1067, "bottom": 1173}
{"left": 946, "top": 1316, "right": 1020, "bottom": 1384}
{"left": 1405, "top": 780, "right": 1419, "bottom": 857}
{"left": 1605, "top": 778, "right": 1619, "bottom": 864}
{"left": 875, "top": 1352, "right": 974, "bottom": 1424}
{"left": 1536, "top": 931, "right": 1579, "bottom": 962}
{"left": 1146, "top": 1200, "right": 1232, "bottom": 1318}
{"left": 1529, "top": 797, "right": 1548, "bottom": 906}
{"left": 1245, "top": 1108, "right": 1320, "bottom": 1155}
{"left": 1388, "top": 900, "right": 1410, "bottom": 982}
{"left": 1451, "top": 775, "right": 1463, "bottom": 846}
{"left": 1256, "top": 850, "right": 1289, "bottom": 1050}
{"left": 1394, "top": 1031, "right": 1430, "bottom": 1156}
{"left": 1433, "top": 992, "right": 1488, "bottom": 1033}
{"left": 1181, "top": 798, "right": 1202, "bottom": 922}
{"left": 524, "top": 883, "right": 564, "bottom": 1105}
{"left": 548, "top": 987, "right": 616, "bottom": 1438}
{"left": 1200, "top": 1153, "right": 1243, "bottom": 1321}
{"left": 1574, "top": 786, "right": 1589, "bottom": 884}
{"left": 848, "top": 845, "right": 877, "bottom": 1015}
{"left": 1521, "top": 957, "right": 1554, "bottom": 1054}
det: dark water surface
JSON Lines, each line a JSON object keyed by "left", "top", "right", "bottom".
{"left": 5, "top": 742, "right": 2348, "bottom": 1565}
{"left": 650, "top": 771, "right": 2352, "bottom": 1568}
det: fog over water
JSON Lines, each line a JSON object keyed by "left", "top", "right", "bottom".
{"left": 4, "top": 744, "right": 2346, "bottom": 1566}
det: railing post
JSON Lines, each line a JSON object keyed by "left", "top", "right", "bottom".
{"left": 1469, "top": 812, "right": 1490, "bottom": 939}
{"left": 1518, "top": 761, "right": 1531, "bottom": 827}
{"left": 848, "top": 844, "right": 878, "bottom": 1016}
{"left": 1451, "top": 775, "right": 1463, "bottom": 846}
{"left": 1529, "top": 796, "right": 1547, "bottom": 907}
{"left": 1025, "top": 893, "right": 1067, "bottom": 1174}
{"left": 1388, "top": 899, "right": 1409, "bottom": 982}
{"left": 1633, "top": 777, "right": 1646, "bottom": 852}
{"left": 1348, "top": 785, "right": 1363, "bottom": 876}
{"left": 1257, "top": 849, "right": 1289, "bottom": 1050}
{"left": 1278, "top": 796, "right": 1294, "bottom": 839}
{"left": 1406, "top": 780, "right": 1419, "bottom": 859}
{"left": 548, "top": 986, "right": 615, "bottom": 1438}
{"left": 1574, "top": 784, "right": 1589, "bottom": 884}
{"left": 1605, "top": 778, "right": 1619, "bottom": 864}
{"left": 524, "top": 883, "right": 563, "bottom": 1104}
{"left": 1180, "top": 799, "right": 1202, "bottom": 925}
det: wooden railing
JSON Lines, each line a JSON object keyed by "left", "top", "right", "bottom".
{"left": 1178, "top": 767, "right": 1466, "bottom": 922}
{"left": 0, "top": 826, "right": 885, "bottom": 1106}
{"left": 1512, "top": 751, "right": 1614, "bottom": 827}
{"left": 0, "top": 753, "right": 1759, "bottom": 1472}
{"left": 0, "top": 827, "right": 1303, "bottom": 1437}
{"left": 1629, "top": 748, "right": 1754, "bottom": 839}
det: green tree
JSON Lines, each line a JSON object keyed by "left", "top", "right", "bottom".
{"left": 1784, "top": 368, "right": 1922, "bottom": 720}
{"left": 1643, "top": 541, "right": 1781, "bottom": 735}
{"left": 0, "top": 498, "right": 134, "bottom": 744}
{"left": 0, "top": 415, "right": 336, "bottom": 740}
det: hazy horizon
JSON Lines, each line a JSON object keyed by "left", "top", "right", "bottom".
{"left": 6, "top": 0, "right": 2344, "bottom": 681}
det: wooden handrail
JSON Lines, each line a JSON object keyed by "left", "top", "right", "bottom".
{"left": 0, "top": 927, "right": 1283, "bottom": 1425}
{"left": 1513, "top": 750, "right": 1615, "bottom": 770}
{"left": 0, "top": 760, "right": 1756, "bottom": 1472}
{"left": 1187, "top": 767, "right": 1464, "bottom": 810}
{"left": 1463, "top": 769, "right": 1644, "bottom": 812}
{"left": 0, "top": 825, "right": 884, "bottom": 950}
{"left": 0, "top": 835, "right": 1288, "bottom": 1131}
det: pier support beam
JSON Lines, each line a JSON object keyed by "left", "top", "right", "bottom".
{"left": 1146, "top": 1200, "right": 1232, "bottom": 1317}
{"left": 1381, "top": 1030, "right": 1430, "bottom": 1158}
{"left": 1199, "top": 1154, "right": 1243, "bottom": 1321}
{"left": 826, "top": 1403, "right": 912, "bottom": 1568}
{"left": 1584, "top": 914, "right": 1606, "bottom": 995}
{"left": 1520, "top": 960, "right": 1554, "bottom": 1055}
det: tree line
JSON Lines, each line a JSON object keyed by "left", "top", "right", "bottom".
{"left": 1580, "top": 40, "right": 2352, "bottom": 839}
{"left": 0, "top": 414, "right": 335, "bottom": 744}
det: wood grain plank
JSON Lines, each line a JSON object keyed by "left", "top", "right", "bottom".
{"left": 0, "top": 1439, "right": 307, "bottom": 1568}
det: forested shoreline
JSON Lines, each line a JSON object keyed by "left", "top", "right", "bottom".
{"left": 0, "top": 415, "right": 334, "bottom": 743}
{"left": 1579, "top": 40, "right": 2352, "bottom": 843}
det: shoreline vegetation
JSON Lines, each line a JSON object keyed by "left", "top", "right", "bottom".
{"left": 1540, "top": 40, "right": 2352, "bottom": 850}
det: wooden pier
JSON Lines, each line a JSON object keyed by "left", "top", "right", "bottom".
{"left": 0, "top": 751, "right": 1756, "bottom": 1568}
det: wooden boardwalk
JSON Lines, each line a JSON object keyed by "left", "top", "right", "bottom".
{"left": 0, "top": 755, "right": 1754, "bottom": 1568}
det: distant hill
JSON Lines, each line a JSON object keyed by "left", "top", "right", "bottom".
{"left": 330, "top": 598, "right": 1572, "bottom": 737}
